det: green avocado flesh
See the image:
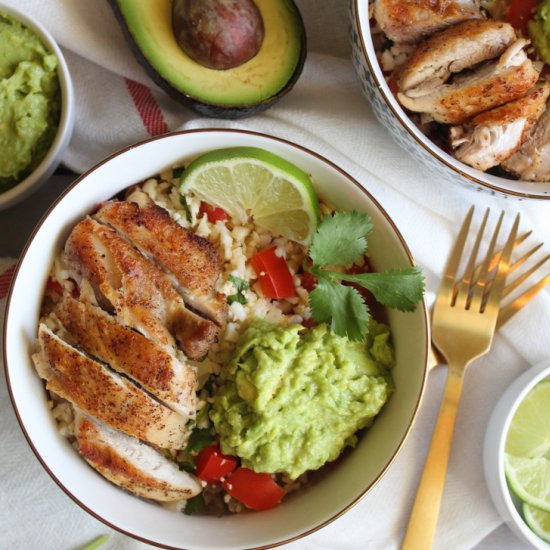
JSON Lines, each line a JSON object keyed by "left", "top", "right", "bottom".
{"left": 210, "top": 319, "right": 394, "bottom": 480}
{"left": 529, "top": 1, "right": 550, "bottom": 66}
{"left": 112, "top": 0, "right": 305, "bottom": 110}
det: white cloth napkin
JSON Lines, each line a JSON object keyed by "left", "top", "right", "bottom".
{"left": 1, "top": 1, "right": 549, "bottom": 549}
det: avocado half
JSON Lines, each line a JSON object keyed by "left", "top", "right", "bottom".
{"left": 109, "top": 0, "right": 307, "bottom": 119}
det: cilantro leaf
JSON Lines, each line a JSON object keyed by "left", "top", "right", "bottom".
{"left": 186, "top": 428, "right": 214, "bottom": 453}
{"left": 80, "top": 535, "right": 109, "bottom": 550}
{"left": 176, "top": 428, "right": 214, "bottom": 472}
{"left": 305, "top": 211, "right": 425, "bottom": 341}
{"left": 227, "top": 274, "right": 249, "bottom": 305}
{"left": 179, "top": 194, "right": 193, "bottom": 223}
{"left": 173, "top": 166, "right": 185, "bottom": 179}
{"left": 336, "top": 266, "right": 425, "bottom": 311}
{"left": 309, "top": 211, "right": 373, "bottom": 267}
{"left": 183, "top": 493, "right": 204, "bottom": 515}
{"left": 310, "top": 278, "right": 371, "bottom": 341}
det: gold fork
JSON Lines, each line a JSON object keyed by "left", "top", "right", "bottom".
{"left": 427, "top": 228, "right": 550, "bottom": 370}
{"left": 402, "top": 207, "right": 519, "bottom": 550}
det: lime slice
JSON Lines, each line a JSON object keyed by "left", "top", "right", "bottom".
{"left": 179, "top": 147, "right": 320, "bottom": 245}
{"left": 523, "top": 502, "right": 550, "bottom": 543}
{"left": 504, "top": 454, "right": 550, "bottom": 512}
{"left": 506, "top": 380, "right": 550, "bottom": 458}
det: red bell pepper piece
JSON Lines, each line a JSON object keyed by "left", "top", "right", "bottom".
{"left": 195, "top": 444, "right": 237, "bottom": 484}
{"left": 250, "top": 246, "right": 296, "bottom": 299}
{"left": 46, "top": 277, "right": 63, "bottom": 295}
{"left": 223, "top": 467, "right": 285, "bottom": 511}
{"left": 199, "top": 201, "right": 229, "bottom": 223}
{"left": 506, "top": 0, "right": 538, "bottom": 35}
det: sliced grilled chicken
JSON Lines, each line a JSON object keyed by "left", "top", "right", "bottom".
{"left": 397, "top": 20, "right": 516, "bottom": 93}
{"left": 449, "top": 84, "right": 550, "bottom": 171}
{"left": 33, "top": 324, "right": 189, "bottom": 449}
{"left": 374, "top": 0, "right": 481, "bottom": 44}
{"left": 74, "top": 411, "right": 201, "bottom": 502}
{"left": 54, "top": 295, "right": 197, "bottom": 419}
{"left": 502, "top": 98, "right": 550, "bottom": 181}
{"left": 95, "top": 192, "right": 227, "bottom": 327}
{"left": 398, "top": 39, "right": 540, "bottom": 124}
{"left": 64, "top": 217, "right": 218, "bottom": 360}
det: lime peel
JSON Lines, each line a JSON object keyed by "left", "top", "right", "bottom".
{"left": 504, "top": 454, "right": 550, "bottom": 513}
{"left": 523, "top": 502, "right": 550, "bottom": 543}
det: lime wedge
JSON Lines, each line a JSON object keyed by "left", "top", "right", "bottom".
{"left": 504, "top": 454, "right": 550, "bottom": 512}
{"left": 179, "top": 147, "right": 320, "bottom": 245}
{"left": 523, "top": 502, "right": 550, "bottom": 543}
{"left": 506, "top": 380, "right": 550, "bottom": 458}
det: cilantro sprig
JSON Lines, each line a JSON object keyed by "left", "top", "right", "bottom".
{"left": 227, "top": 274, "right": 249, "bottom": 305}
{"left": 305, "top": 211, "right": 425, "bottom": 341}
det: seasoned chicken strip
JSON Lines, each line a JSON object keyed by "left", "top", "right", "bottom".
{"left": 54, "top": 295, "right": 197, "bottom": 419}
{"left": 95, "top": 193, "right": 227, "bottom": 327}
{"left": 397, "top": 20, "right": 516, "bottom": 93}
{"left": 398, "top": 39, "right": 540, "bottom": 124}
{"left": 74, "top": 411, "right": 201, "bottom": 502}
{"left": 33, "top": 324, "right": 189, "bottom": 449}
{"left": 502, "top": 98, "right": 550, "bottom": 181}
{"left": 64, "top": 217, "right": 218, "bottom": 360}
{"left": 450, "top": 84, "right": 550, "bottom": 171}
{"left": 374, "top": 0, "right": 481, "bottom": 44}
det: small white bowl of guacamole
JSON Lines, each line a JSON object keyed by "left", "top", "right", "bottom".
{"left": 0, "top": 2, "right": 74, "bottom": 211}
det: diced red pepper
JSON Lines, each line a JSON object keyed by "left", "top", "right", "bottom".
{"left": 199, "top": 201, "right": 229, "bottom": 223}
{"left": 387, "top": 74, "right": 398, "bottom": 95}
{"left": 195, "top": 444, "right": 237, "bottom": 484}
{"left": 69, "top": 278, "right": 79, "bottom": 298}
{"left": 223, "top": 467, "right": 285, "bottom": 511}
{"left": 299, "top": 269, "right": 317, "bottom": 292}
{"left": 506, "top": 0, "right": 538, "bottom": 35}
{"left": 46, "top": 277, "right": 63, "bottom": 295}
{"left": 250, "top": 246, "right": 296, "bottom": 299}
{"left": 301, "top": 317, "right": 318, "bottom": 329}
{"left": 344, "top": 262, "right": 376, "bottom": 310}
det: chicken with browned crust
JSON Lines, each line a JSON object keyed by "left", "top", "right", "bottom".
{"left": 374, "top": 0, "right": 481, "bottom": 44}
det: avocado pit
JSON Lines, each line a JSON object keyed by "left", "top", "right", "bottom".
{"left": 172, "top": 0, "right": 265, "bottom": 70}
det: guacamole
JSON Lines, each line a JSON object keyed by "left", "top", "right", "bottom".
{"left": 0, "top": 13, "right": 61, "bottom": 192}
{"left": 210, "top": 319, "right": 394, "bottom": 480}
{"left": 529, "top": 1, "right": 550, "bottom": 66}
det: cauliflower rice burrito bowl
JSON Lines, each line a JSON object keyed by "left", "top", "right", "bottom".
{"left": 5, "top": 130, "right": 429, "bottom": 548}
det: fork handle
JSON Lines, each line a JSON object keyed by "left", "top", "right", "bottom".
{"left": 401, "top": 364, "right": 465, "bottom": 550}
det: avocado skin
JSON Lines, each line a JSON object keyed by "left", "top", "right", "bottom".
{"left": 108, "top": 0, "right": 307, "bottom": 120}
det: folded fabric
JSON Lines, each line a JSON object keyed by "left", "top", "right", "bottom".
{"left": 0, "top": 1, "right": 548, "bottom": 549}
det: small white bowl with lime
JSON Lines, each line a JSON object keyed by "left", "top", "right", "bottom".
{"left": 484, "top": 359, "right": 550, "bottom": 549}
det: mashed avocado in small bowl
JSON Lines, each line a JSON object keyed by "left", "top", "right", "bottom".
{"left": 0, "top": 4, "right": 73, "bottom": 210}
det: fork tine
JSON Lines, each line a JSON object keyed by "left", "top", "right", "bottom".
{"left": 482, "top": 213, "right": 520, "bottom": 313}
{"left": 509, "top": 242, "right": 543, "bottom": 274}
{"left": 454, "top": 208, "right": 489, "bottom": 309}
{"left": 470, "top": 211, "right": 505, "bottom": 312}
{"left": 504, "top": 253, "right": 550, "bottom": 297}
{"left": 439, "top": 206, "right": 475, "bottom": 302}
{"left": 498, "top": 272, "right": 550, "bottom": 327}
{"left": 485, "top": 231, "right": 532, "bottom": 274}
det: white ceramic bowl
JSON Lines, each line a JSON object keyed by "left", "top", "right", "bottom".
{"left": 0, "top": 2, "right": 74, "bottom": 211}
{"left": 484, "top": 359, "right": 550, "bottom": 549}
{"left": 349, "top": 0, "right": 550, "bottom": 201}
{"left": 4, "top": 129, "right": 429, "bottom": 550}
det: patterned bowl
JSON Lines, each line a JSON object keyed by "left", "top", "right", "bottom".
{"left": 349, "top": 0, "right": 550, "bottom": 201}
